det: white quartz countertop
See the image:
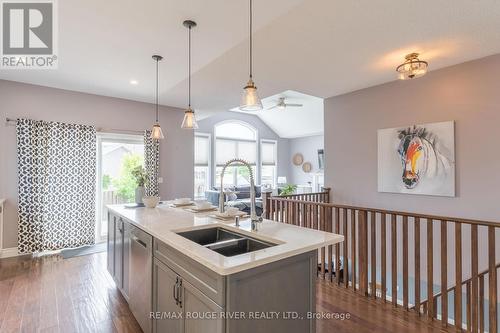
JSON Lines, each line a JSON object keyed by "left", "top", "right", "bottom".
{"left": 108, "top": 203, "right": 344, "bottom": 276}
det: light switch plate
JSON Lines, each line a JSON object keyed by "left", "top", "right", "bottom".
{"left": 158, "top": 177, "right": 163, "bottom": 183}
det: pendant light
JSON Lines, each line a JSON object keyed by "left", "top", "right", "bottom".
{"left": 150, "top": 55, "right": 165, "bottom": 140}
{"left": 239, "top": 0, "right": 263, "bottom": 111}
{"left": 181, "top": 20, "right": 199, "bottom": 129}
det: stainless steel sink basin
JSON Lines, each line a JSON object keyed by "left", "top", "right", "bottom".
{"left": 176, "top": 227, "right": 277, "bottom": 257}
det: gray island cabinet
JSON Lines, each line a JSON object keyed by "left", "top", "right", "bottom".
{"left": 153, "top": 236, "right": 316, "bottom": 333}
{"left": 107, "top": 205, "right": 343, "bottom": 333}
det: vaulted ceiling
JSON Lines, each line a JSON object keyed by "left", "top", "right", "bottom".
{"left": 2, "top": 0, "right": 500, "bottom": 119}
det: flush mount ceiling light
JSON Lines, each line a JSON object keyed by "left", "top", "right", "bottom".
{"left": 239, "top": 0, "right": 263, "bottom": 111}
{"left": 150, "top": 55, "right": 164, "bottom": 140}
{"left": 181, "top": 20, "right": 199, "bottom": 130}
{"left": 129, "top": 79, "right": 138, "bottom": 85}
{"left": 396, "top": 53, "right": 428, "bottom": 80}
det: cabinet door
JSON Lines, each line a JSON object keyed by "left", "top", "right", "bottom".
{"left": 182, "top": 279, "right": 224, "bottom": 333}
{"left": 107, "top": 213, "right": 115, "bottom": 277}
{"left": 153, "top": 259, "right": 183, "bottom": 333}
{"left": 114, "top": 218, "right": 123, "bottom": 288}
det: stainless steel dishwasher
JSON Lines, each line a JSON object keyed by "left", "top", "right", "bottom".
{"left": 129, "top": 225, "right": 153, "bottom": 333}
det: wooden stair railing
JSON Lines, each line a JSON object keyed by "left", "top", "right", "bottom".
{"left": 262, "top": 192, "right": 500, "bottom": 333}
{"left": 275, "top": 187, "right": 330, "bottom": 203}
{"left": 413, "top": 262, "right": 500, "bottom": 331}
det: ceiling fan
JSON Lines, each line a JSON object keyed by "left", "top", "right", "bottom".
{"left": 266, "top": 97, "right": 303, "bottom": 110}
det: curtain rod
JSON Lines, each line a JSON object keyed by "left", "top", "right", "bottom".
{"left": 5, "top": 117, "right": 145, "bottom": 135}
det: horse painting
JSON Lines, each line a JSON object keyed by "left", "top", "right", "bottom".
{"left": 397, "top": 126, "right": 452, "bottom": 189}
{"left": 378, "top": 121, "right": 455, "bottom": 197}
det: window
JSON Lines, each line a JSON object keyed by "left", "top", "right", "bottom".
{"left": 261, "top": 140, "right": 277, "bottom": 187}
{"left": 194, "top": 134, "right": 210, "bottom": 199}
{"left": 215, "top": 121, "right": 257, "bottom": 187}
{"left": 215, "top": 122, "right": 256, "bottom": 141}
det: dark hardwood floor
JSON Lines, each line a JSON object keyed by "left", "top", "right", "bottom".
{"left": 0, "top": 252, "right": 142, "bottom": 333}
{"left": 0, "top": 252, "right": 450, "bottom": 333}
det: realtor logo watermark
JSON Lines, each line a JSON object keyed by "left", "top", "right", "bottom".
{"left": 1, "top": 0, "right": 58, "bottom": 69}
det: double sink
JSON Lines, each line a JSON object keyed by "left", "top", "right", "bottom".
{"left": 176, "top": 227, "right": 277, "bottom": 257}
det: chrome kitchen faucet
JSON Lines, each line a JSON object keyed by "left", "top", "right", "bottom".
{"left": 218, "top": 159, "right": 263, "bottom": 231}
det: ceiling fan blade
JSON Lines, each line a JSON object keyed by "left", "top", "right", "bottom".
{"left": 266, "top": 105, "right": 278, "bottom": 110}
{"left": 285, "top": 103, "right": 303, "bottom": 107}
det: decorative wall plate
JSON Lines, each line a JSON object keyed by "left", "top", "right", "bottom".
{"left": 292, "top": 153, "right": 304, "bottom": 166}
{"left": 302, "top": 162, "right": 312, "bottom": 173}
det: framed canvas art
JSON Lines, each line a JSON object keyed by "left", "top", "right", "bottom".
{"left": 377, "top": 121, "right": 455, "bottom": 197}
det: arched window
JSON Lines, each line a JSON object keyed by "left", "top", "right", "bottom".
{"left": 215, "top": 122, "right": 257, "bottom": 141}
{"left": 214, "top": 121, "right": 257, "bottom": 187}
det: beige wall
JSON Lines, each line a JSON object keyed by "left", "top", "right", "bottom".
{"left": 325, "top": 54, "right": 500, "bottom": 222}
{"left": 0, "top": 80, "right": 194, "bottom": 249}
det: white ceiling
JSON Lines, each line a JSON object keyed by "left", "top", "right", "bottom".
{"left": 2, "top": 0, "right": 500, "bottom": 118}
{"left": 230, "top": 90, "right": 324, "bottom": 138}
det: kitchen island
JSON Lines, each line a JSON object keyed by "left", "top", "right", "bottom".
{"left": 107, "top": 204, "right": 343, "bottom": 333}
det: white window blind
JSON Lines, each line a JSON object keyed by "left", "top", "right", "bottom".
{"left": 216, "top": 139, "right": 256, "bottom": 166}
{"left": 261, "top": 141, "right": 276, "bottom": 166}
{"left": 195, "top": 135, "right": 210, "bottom": 166}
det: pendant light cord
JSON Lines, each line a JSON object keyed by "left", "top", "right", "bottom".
{"left": 155, "top": 58, "right": 159, "bottom": 122}
{"left": 249, "top": 0, "right": 253, "bottom": 79}
{"left": 188, "top": 25, "right": 191, "bottom": 108}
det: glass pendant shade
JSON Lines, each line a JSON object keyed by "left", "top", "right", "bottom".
{"left": 151, "top": 123, "right": 164, "bottom": 139}
{"left": 181, "top": 108, "right": 198, "bottom": 129}
{"left": 240, "top": 79, "right": 263, "bottom": 111}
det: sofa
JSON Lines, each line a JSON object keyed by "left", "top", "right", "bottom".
{"left": 205, "top": 185, "right": 263, "bottom": 216}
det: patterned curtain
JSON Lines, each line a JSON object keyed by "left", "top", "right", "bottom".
{"left": 17, "top": 119, "right": 96, "bottom": 253}
{"left": 144, "top": 130, "right": 160, "bottom": 196}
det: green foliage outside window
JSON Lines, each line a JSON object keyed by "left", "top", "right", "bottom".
{"left": 112, "top": 153, "right": 145, "bottom": 202}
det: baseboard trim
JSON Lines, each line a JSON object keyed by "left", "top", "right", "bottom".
{"left": 0, "top": 247, "right": 19, "bottom": 258}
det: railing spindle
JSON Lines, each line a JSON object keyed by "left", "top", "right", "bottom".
{"left": 313, "top": 204, "right": 318, "bottom": 230}
{"left": 381, "top": 213, "right": 387, "bottom": 302}
{"left": 455, "top": 222, "right": 462, "bottom": 329}
{"left": 467, "top": 281, "right": 472, "bottom": 331}
{"left": 343, "top": 208, "right": 349, "bottom": 288}
{"left": 479, "top": 274, "right": 484, "bottom": 333}
{"left": 488, "top": 226, "right": 497, "bottom": 333}
{"left": 328, "top": 207, "right": 334, "bottom": 282}
{"left": 320, "top": 205, "right": 325, "bottom": 278}
{"left": 359, "top": 210, "right": 369, "bottom": 296}
{"left": 415, "top": 217, "right": 421, "bottom": 314}
{"left": 335, "top": 207, "right": 340, "bottom": 285}
{"left": 471, "top": 224, "right": 478, "bottom": 332}
{"left": 391, "top": 214, "right": 397, "bottom": 306}
{"left": 371, "top": 211, "right": 377, "bottom": 298}
{"left": 351, "top": 209, "right": 357, "bottom": 291}
{"left": 403, "top": 215, "right": 409, "bottom": 310}
{"left": 441, "top": 220, "right": 448, "bottom": 326}
{"left": 428, "top": 219, "right": 434, "bottom": 319}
